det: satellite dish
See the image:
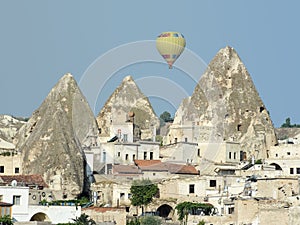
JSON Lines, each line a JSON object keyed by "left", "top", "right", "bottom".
{"left": 11, "top": 180, "right": 17, "bottom": 187}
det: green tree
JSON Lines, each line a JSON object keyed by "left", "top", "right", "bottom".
{"left": 197, "top": 220, "right": 205, "bottom": 225}
{"left": 281, "top": 117, "right": 291, "bottom": 128}
{"left": 175, "top": 202, "right": 213, "bottom": 225}
{"left": 280, "top": 117, "right": 300, "bottom": 128}
{"left": 140, "top": 216, "right": 161, "bottom": 225}
{"left": 159, "top": 111, "right": 172, "bottom": 122}
{"left": 130, "top": 179, "right": 159, "bottom": 215}
{"left": 72, "top": 213, "right": 96, "bottom": 225}
{"left": 0, "top": 215, "right": 14, "bottom": 225}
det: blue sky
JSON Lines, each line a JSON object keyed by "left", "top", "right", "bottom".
{"left": 0, "top": 1, "right": 299, "bottom": 127}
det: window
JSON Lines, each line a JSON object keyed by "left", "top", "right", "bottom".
{"left": 290, "top": 168, "right": 294, "bottom": 174}
{"left": 240, "top": 151, "right": 244, "bottom": 161}
{"left": 297, "top": 168, "right": 300, "bottom": 174}
{"left": 275, "top": 153, "right": 278, "bottom": 157}
{"left": 13, "top": 195, "right": 21, "bottom": 205}
{"left": 228, "top": 207, "right": 234, "bottom": 214}
{"left": 117, "top": 152, "right": 121, "bottom": 157}
{"left": 0, "top": 166, "right": 4, "bottom": 173}
{"left": 287, "top": 152, "right": 291, "bottom": 156}
{"left": 0, "top": 206, "right": 10, "bottom": 216}
{"left": 233, "top": 152, "right": 236, "bottom": 159}
{"left": 189, "top": 184, "right": 195, "bottom": 194}
{"left": 237, "top": 124, "right": 241, "bottom": 131}
{"left": 174, "top": 138, "right": 177, "bottom": 143}
{"left": 102, "top": 151, "right": 106, "bottom": 163}
{"left": 144, "top": 152, "right": 147, "bottom": 160}
{"left": 209, "top": 180, "right": 217, "bottom": 187}
{"left": 150, "top": 152, "right": 153, "bottom": 160}
{"left": 123, "top": 134, "right": 128, "bottom": 142}
{"left": 133, "top": 154, "right": 136, "bottom": 161}
{"left": 128, "top": 193, "right": 132, "bottom": 199}
{"left": 15, "top": 167, "right": 20, "bottom": 174}
{"left": 185, "top": 137, "right": 188, "bottom": 142}
{"left": 229, "top": 152, "right": 232, "bottom": 159}
{"left": 120, "top": 193, "right": 125, "bottom": 199}
{"left": 197, "top": 149, "right": 200, "bottom": 157}
{"left": 125, "top": 154, "right": 129, "bottom": 160}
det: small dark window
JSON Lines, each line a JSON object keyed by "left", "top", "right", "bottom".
{"left": 290, "top": 168, "right": 294, "bottom": 174}
{"left": 233, "top": 152, "right": 236, "bottom": 159}
{"left": 237, "top": 124, "right": 242, "bottom": 131}
{"left": 197, "top": 149, "right": 200, "bottom": 157}
{"left": 275, "top": 153, "right": 278, "bottom": 157}
{"left": 228, "top": 207, "right": 234, "bottom": 214}
{"left": 150, "top": 152, "right": 153, "bottom": 160}
{"left": 125, "top": 154, "right": 128, "bottom": 160}
{"left": 144, "top": 152, "right": 147, "bottom": 160}
{"left": 118, "top": 152, "right": 121, "bottom": 157}
{"left": 0, "top": 166, "right": 4, "bottom": 173}
{"left": 229, "top": 152, "right": 232, "bottom": 159}
{"left": 189, "top": 184, "right": 195, "bottom": 194}
{"left": 210, "top": 180, "right": 217, "bottom": 187}
{"left": 240, "top": 151, "right": 244, "bottom": 161}
{"left": 15, "top": 167, "right": 20, "bottom": 174}
{"left": 297, "top": 168, "right": 300, "bottom": 174}
{"left": 133, "top": 154, "right": 136, "bottom": 161}
{"left": 174, "top": 138, "right": 177, "bottom": 143}
{"left": 287, "top": 152, "right": 291, "bottom": 156}
{"left": 185, "top": 137, "right": 188, "bottom": 142}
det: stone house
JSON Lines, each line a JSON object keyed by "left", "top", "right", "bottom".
{"left": 83, "top": 207, "right": 127, "bottom": 225}
{"left": 265, "top": 143, "right": 300, "bottom": 176}
{"left": 0, "top": 175, "right": 81, "bottom": 223}
{"left": 0, "top": 138, "right": 22, "bottom": 175}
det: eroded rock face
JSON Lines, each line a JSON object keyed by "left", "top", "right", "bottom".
{"left": 167, "top": 46, "right": 277, "bottom": 159}
{"left": 0, "top": 115, "right": 26, "bottom": 143}
{"left": 16, "top": 73, "right": 98, "bottom": 198}
{"left": 96, "top": 75, "right": 159, "bottom": 140}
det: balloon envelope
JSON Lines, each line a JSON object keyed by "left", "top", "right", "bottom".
{"left": 156, "top": 31, "right": 186, "bottom": 69}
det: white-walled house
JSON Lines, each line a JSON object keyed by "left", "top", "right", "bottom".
{"left": 265, "top": 143, "right": 300, "bottom": 176}
{"left": 0, "top": 175, "right": 81, "bottom": 223}
{"left": 0, "top": 185, "right": 29, "bottom": 221}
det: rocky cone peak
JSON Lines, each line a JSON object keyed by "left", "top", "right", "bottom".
{"left": 168, "top": 46, "right": 277, "bottom": 159}
{"left": 15, "top": 73, "right": 99, "bottom": 198}
{"left": 97, "top": 75, "right": 159, "bottom": 140}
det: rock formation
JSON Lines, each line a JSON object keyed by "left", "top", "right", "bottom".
{"left": 15, "top": 73, "right": 99, "bottom": 198}
{"left": 167, "top": 46, "right": 277, "bottom": 160}
{"left": 96, "top": 75, "right": 159, "bottom": 140}
{"left": 0, "top": 115, "right": 26, "bottom": 143}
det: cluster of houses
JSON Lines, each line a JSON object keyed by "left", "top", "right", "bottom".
{"left": 1, "top": 109, "right": 300, "bottom": 225}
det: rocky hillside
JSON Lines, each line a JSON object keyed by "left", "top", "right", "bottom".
{"left": 167, "top": 46, "right": 277, "bottom": 159}
{"left": 15, "top": 73, "right": 99, "bottom": 198}
{"left": 275, "top": 128, "right": 300, "bottom": 140}
{"left": 0, "top": 115, "right": 26, "bottom": 143}
{"left": 96, "top": 75, "right": 159, "bottom": 140}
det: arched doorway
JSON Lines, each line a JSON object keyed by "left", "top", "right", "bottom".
{"left": 157, "top": 204, "right": 173, "bottom": 218}
{"left": 270, "top": 163, "right": 283, "bottom": 171}
{"left": 30, "top": 212, "right": 50, "bottom": 222}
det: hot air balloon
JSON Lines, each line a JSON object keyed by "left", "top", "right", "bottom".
{"left": 156, "top": 31, "right": 186, "bottom": 69}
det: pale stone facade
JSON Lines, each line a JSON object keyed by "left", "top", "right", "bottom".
{"left": 83, "top": 207, "right": 127, "bottom": 225}
{"left": 0, "top": 153, "right": 22, "bottom": 175}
